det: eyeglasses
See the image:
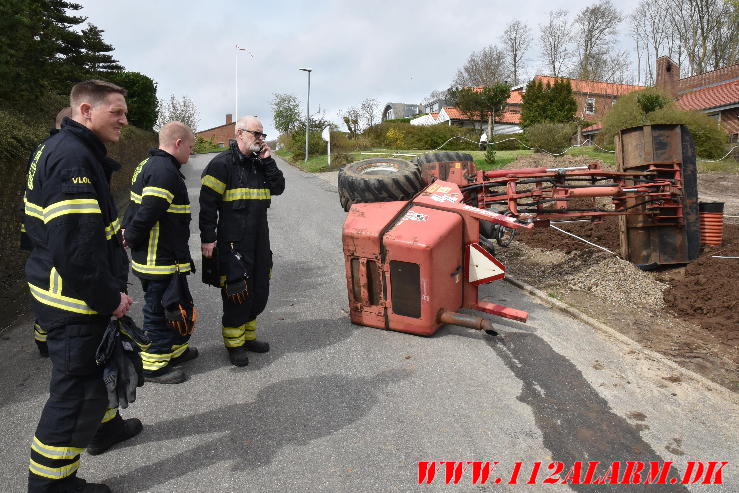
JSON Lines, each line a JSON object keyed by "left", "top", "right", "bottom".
{"left": 240, "top": 129, "right": 267, "bottom": 139}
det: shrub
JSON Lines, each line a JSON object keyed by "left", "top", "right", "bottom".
{"left": 524, "top": 122, "right": 577, "bottom": 154}
{"left": 599, "top": 88, "right": 728, "bottom": 158}
{"left": 489, "top": 132, "right": 525, "bottom": 150}
{"left": 484, "top": 145, "right": 496, "bottom": 164}
{"left": 193, "top": 136, "right": 224, "bottom": 154}
{"left": 363, "top": 122, "right": 479, "bottom": 151}
{"left": 286, "top": 129, "right": 326, "bottom": 156}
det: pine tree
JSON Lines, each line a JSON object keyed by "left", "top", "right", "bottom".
{"left": 520, "top": 79, "right": 545, "bottom": 127}
{"left": 78, "top": 24, "right": 124, "bottom": 74}
{"left": 547, "top": 79, "right": 577, "bottom": 123}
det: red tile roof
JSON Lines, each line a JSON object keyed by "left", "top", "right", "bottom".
{"left": 535, "top": 75, "right": 645, "bottom": 96}
{"left": 443, "top": 107, "right": 520, "bottom": 124}
{"left": 582, "top": 122, "right": 603, "bottom": 133}
{"left": 677, "top": 80, "right": 739, "bottom": 111}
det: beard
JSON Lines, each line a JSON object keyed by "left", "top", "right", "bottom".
{"left": 248, "top": 142, "right": 262, "bottom": 153}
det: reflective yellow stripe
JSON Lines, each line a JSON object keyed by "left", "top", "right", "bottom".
{"left": 28, "top": 283, "right": 97, "bottom": 315}
{"left": 131, "top": 260, "right": 191, "bottom": 276}
{"left": 130, "top": 191, "right": 142, "bottom": 204}
{"left": 101, "top": 408, "right": 117, "bottom": 423}
{"left": 140, "top": 343, "right": 188, "bottom": 371}
{"left": 142, "top": 186, "right": 174, "bottom": 203}
{"left": 20, "top": 224, "right": 27, "bottom": 233}
{"left": 147, "top": 223, "right": 159, "bottom": 265}
{"left": 167, "top": 203, "right": 190, "bottom": 214}
{"left": 202, "top": 175, "right": 226, "bottom": 195}
{"left": 31, "top": 437, "right": 83, "bottom": 460}
{"left": 49, "top": 268, "right": 62, "bottom": 295}
{"left": 29, "top": 458, "right": 80, "bottom": 479}
{"left": 24, "top": 199, "right": 44, "bottom": 221}
{"left": 44, "top": 199, "right": 101, "bottom": 223}
{"left": 105, "top": 217, "right": 121, "bottom": 240}
{"left": 34, "top": 323, "right": 48, "bottom": 342}
{"left": 222, "top": 320, "right": 256, "bottom": 347}
{"left": 223, "top": 188, "right": 271, "bottom": 201}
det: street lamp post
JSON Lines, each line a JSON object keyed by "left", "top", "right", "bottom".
{"left": 235, "top": 45, "right": 246, "bottom": 120}
{"left": 299, "top": 68, "right": 312, "bottom": 162}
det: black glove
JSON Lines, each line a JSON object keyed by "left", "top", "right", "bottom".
{"left": 165, "top": 304, "right": 198, "bottom": 336}
{"left": 103, "top": 364, "right": 118, "bottom": 409}
{"left": 223, "top": 249, "right": 251, "bottom": 304}
{"left": 162, "top": 273, "right": 197, "bottom": 335}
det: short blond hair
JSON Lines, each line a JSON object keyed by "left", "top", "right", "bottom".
{"left": 159, "top": 121, "right": 194, "bottom": 147}
{"left": 55, "top": 107, "right": 72, "bottom": 129}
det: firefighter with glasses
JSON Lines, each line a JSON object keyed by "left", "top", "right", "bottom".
{"left": 199, "top": 116, "right": 284, "bottom": 367}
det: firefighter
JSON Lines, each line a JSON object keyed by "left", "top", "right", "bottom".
{"left": 199, "top": 115, "right": 285, "bottom": 367}
{"left": 24, "top": 80, "right": 141, "bottom": 493}
{"left": 122, "top": 121, "right": 198, "bottom": 384}
{"left": 21, "top": 107, "right": 71, "bottom": 357}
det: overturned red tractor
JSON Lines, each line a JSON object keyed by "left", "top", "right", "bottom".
{"left": 339, "top": 125, "right": 700, "bottom": 336}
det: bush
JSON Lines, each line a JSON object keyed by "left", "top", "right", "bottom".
{"left": 599, "top": 88, "right": 728, "bottom": 158}
{"left": 286, "top": 129, "right": 326, "bottom": 156}
{"left": 524, "top": 122, "right": 577, "bottom": 154}
{"left": 362, "top": 122, "right": 479, "bottom": 151}
{"left": 193, "top": 136, "right": 224, "bottom": 154}
{"left": 489, "top": 132, "right": 525, "bottom": 150}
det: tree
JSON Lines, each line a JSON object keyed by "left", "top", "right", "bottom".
{"left": 0, "top": 0, "right": 87, "bottom": 108}
{"left": 453, "top": 45, "right": 508, "bottom": 87}
{"left": 571, "top": 1, "right": 623, "bottom": 81}
{"left": 520, "top": 79, "right": 547, "bottom": 128}
{"left": 521, "top": 78, "right": 577, "bottom": 127}
{"left": 500, "top": 20, "right": 531, "bottom": 86}
{"left": 451, "top": 83, "right": 511, "bottom": 140}
{"left": 107, "top": 72, "right": 157, "bottom": 130}
{"left": 271, "top": 93, "right": 301, "bottom": 135}
{"left": 77, "top": 23, "right": 124, "bottom": 74}
{"left": 539, "top": 10, "right": 571, "bottom": 77}
{"left": 341, "top": 107, "right": 361, "bottom": 139}
{"left": 666, "top": 0, "right": 739, "bottom": 75}
{"left": 359, "top": 98, "right": 380, "bottom": 128}
{"left": 155, "top": 95, "right": 199, "bottom": 132}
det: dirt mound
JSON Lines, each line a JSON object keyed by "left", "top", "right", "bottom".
{"left": 505, "top": 153, "right": 616, "bottom": 171}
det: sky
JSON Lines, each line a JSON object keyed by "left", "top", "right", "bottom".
{"left": 74, "top": 0, "right": 642, "bottom": 137}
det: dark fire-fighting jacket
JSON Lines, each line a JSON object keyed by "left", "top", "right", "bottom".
{"left": 24, "top": 117, "right": 129, "bottom": 327}
{"left": 199, "top": 142, "right": 285, "bottom": 277}
{"left": 123, "top": 148, "right": 192, "bottom": 279}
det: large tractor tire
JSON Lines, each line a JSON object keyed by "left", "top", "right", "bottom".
{"left": 415, "top": 151, "right": 476, "bottom": 184}
{"left": 338, "top": 158, "right": 423, "bottom": 211}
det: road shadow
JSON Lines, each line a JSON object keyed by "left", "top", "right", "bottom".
{"left": 103, "top": 369, "right": 412, "bottom": 491}
{"left": 486, "top": 331, "right": 688, "bottom": 492}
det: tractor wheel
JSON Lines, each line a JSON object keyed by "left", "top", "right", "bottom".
{"left": 338, "top": 158, "right": 423, "bottom": 206}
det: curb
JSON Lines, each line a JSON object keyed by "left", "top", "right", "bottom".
{"left": 503, "top": 275, "right": 737, "bottom": 399}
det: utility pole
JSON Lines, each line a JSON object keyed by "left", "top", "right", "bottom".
{"left": 299, "top": 67, "right": 312, "bottom": 162}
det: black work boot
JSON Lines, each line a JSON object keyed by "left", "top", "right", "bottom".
{"left": 227, "top": 346, "right": 249, "bottom": 367}
{"left": 35, "top": 340, "right": 49, "bottom": 358}
{"left": 170, "top": 346, "right": 199, "bottom": 366}
{"left": 88, "top": 414, "right": 143, "bottom": 456}
{"left": 144, "top": 366, "right": 187, "bottom": 384}
{"left": 243, "top": 339, "right": 270, "bottom": 353}
{"left": 73, "top": 477, "right": 111, "bottom": 492}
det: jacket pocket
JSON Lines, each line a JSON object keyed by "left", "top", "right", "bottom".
{"left": 64, "top": 324, "right": 103, "bottom": 375}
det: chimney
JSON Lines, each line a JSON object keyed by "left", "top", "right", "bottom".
{"left": 226, "top": 114, "right": 233, "bottom": 125}
{"left": 655, "top": 56, "right": 680, "bottom": 98}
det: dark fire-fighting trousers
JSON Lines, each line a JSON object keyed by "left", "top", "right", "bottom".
{"left": 34, "top": 321, "right": 48, "bottom": 352}
{"left": 28, "top": 321, "right": 114, "bottom": 492}
{"left": 139, "top": 278, "right": 191, "bottom": 376}
{"left": 220, "top": 259, "right": 270, "bottom": 349}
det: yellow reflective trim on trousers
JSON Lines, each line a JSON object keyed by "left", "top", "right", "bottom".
{"left": 105, "top": 217, "right": 121, "bottom": 240}
{"left": 44, "top": 199, "right": 101, "bottom": 223}
{"left": 172, "top": 343, "right": 188, "bottom": 358}
{"left": 131, "top": 260, "right": 192, "bottom": 276}
{"left": 202, "top": 175, "right": 226, "bottom": 195}
{"left": 222, "top": 320, "right": 256, "bottom": 346}
{"left": 29, "top": 458, "right": 80, "bottom": 479}
{"left": 142, "top": 186, "right": 174, "bottom": 203}
{"left": 31, "top": 437, "right": 84, "bottom": 460}
{"left": 147, "top": 222, "right": 159, "bottom": 266}
{"left": 34, "top": 323, "right": 48, "bottom": 342}
{"left": 24, "top": 198, "right": 44, "bottom": 221}
{"left": 49, "top": 268, "right": 62, "bottom": 295}
{"left": 28, "top": 283, "right": 97, "bottom": 315}
{"left": 223, "top": 188, "right": 271, "bottom": 201}
{"left": 101, "top": 408, "right": 117, "bottom": 423}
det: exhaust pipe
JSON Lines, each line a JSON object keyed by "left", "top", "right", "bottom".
{"left": 438, "top": 309, "right": 494, "bottom": 332}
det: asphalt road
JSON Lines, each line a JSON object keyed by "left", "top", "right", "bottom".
{"left": 1, "top": 153, "right": 737, "bottom": 492}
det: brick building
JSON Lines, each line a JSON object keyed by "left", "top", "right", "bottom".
{"left": 656, "top": 56, "right": 739, "bottom": 142}
{"left": 195, "top": 114, "right": 236, "bottom": 148}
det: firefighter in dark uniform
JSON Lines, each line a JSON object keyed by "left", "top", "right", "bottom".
{"left": 122, "top": 121, "right": 198, "bottom": 384}
{"left": 20, "top": 107, "right": 71, "bottom": 357}
{"left": 199, "top": 116, "right": 285, "bottom": 367}
{"left": 24, "top": 80, "right": 141, "bottom": 493}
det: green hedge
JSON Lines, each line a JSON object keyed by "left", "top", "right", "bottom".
{"left": 362, "top": 122, "right": 479, "bottom": 151}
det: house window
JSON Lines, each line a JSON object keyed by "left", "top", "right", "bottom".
{"left": 585, "top": 98, "right": 596, "bottom": 115}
